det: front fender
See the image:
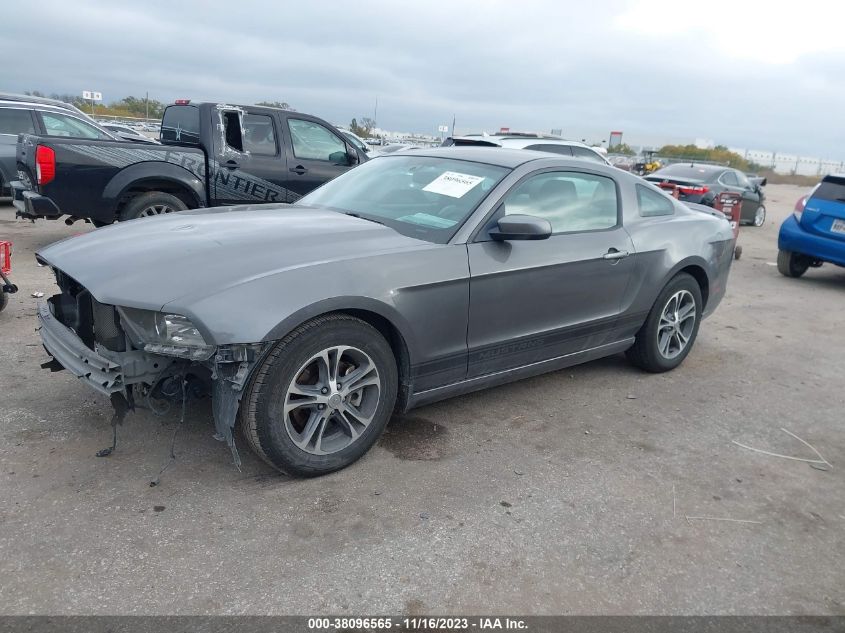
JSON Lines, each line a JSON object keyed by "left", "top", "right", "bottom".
{"left": 263, "top": 296, "right": 419, "bottom": 358}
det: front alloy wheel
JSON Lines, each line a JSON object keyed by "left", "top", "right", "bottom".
{"left": 240, "top": 313, "right": 398, "bottom": 476}
{"left": 752, "top": 205, "right": 766, "bottom": 227}
{"left": 283, "top": 346, "right": 381, "bottom": 455}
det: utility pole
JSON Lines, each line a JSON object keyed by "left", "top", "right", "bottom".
{"left": 452, "top": 114, "right": 456, "bottom": 137}
{"left": 374, "top": 97, "right": 378, "bottom": 128}
{"left": 145, "top": 91, "right": 149, "bottom": 120}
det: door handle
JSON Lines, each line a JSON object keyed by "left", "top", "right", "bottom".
{"left": 223, "top": 160, "right": 239, "bottom": 170}
{"left": 289, "top": 165, "right": 308, "bottom": 175}
{"left": 603, "top": 249, "right": 630, "bottom": 260}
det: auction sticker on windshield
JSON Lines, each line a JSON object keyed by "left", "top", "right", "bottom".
{"left": 423, "top": 171, "right": 485, "bottom": 198}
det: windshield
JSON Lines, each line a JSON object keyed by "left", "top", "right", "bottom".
{"left": 296, "top": 155, "right": 509, "bottom": 243}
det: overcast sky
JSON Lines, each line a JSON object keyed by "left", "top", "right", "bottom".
{"left": 4, "top": 0, "right": 844, "bottom": 157}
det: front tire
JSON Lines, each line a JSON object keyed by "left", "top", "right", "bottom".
{"left": 752, "top": 205, "right": 766, "bottom": 227}
{"left": 240, "top": 314, "right": 398, "bottom": 476}
{"left": 777, "top": 250, "right": 809, "bottom": 278}
{"left": 118, "top": 191, "right": 187, "bottom": 222}
{"left": 626, "top": 273, "right": 702, "bottom": 373}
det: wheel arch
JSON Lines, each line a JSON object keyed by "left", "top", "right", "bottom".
{"left": 665, "top": 257, "right": 711, "bottom": 309}
{"left": 262, "top": 298, "right": 417, "bottom": 411}
{"left": 103, "top": 162, "right": 205, "bottom": 217}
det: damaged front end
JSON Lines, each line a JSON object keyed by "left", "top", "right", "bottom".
{"left": 37, "top": 267, "right": 270, "bottom": 467}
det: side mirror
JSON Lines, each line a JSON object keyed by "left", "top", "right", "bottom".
{"left": 490, "top": 214, "right": 552, "bottom": 241}
{"left": 346, "top": 143, "right": 360, "bottom": 165}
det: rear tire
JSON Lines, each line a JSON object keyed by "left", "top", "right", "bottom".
{"left": 626, "top": 273, "right": 702, "bottom": 373}
{"left": 118, "top": 191, "right": 187, "bottom": 222}
{"left": 777, "top": 250, "right": 809, "bottom": 278}
{"left": 240, "top": 313, "right": 398, "bottom": 476}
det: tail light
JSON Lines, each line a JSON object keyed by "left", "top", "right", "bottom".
{"left": 35, "top": 145, "right": 56, "bottom": 186}
{"left": 678, "top": 185, "right": 709, "bottom": 196}
{"left": 0, "top": 241, "right": 11, "bottom": 276}
{"left": 793, "top": 196, "right": 806, "bottom": 221}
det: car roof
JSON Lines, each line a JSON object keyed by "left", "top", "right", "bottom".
{"left": 0, "top": 92, "right": 78, "bottom": 108}
{"left": 451, "top": 135, "right": 591, "bottom": 148}
{"left": 396, "top": 146, "right": 593, "bottom": 169}
{"left": 0, "top": 98, "right": 93, "bottom": 120}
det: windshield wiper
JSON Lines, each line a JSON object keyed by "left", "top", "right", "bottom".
{"left": 344, "top": 212, "right": 385, "bottom": 226}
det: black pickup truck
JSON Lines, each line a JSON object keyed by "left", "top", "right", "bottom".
{"left": 12, "top": 101, "right": 367, "bottom": 225}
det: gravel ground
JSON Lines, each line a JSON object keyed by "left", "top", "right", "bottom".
{"left": 0, "top": 185, "right": 843, "bottom": 615}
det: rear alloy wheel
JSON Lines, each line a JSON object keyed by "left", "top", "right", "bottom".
{"left": 240, "top": 314, "right": 398, "bottom": 476}
{"left": 626, "top": 273, "right": 702, "bottom": 373}
{"left": 119, "top": 191, "right": 187, "bottom": 222}
{"left": 752, "top": 205, "right": 766, "bottom": 227}
{"left": 777, "top": 250, "right": 810, "bottom": 278}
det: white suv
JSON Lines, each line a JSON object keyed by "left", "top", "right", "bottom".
{"left": 444, "top": 134, "right": 610, "bottom": 166}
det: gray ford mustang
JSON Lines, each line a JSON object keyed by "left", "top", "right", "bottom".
{"left": 35, "top": 148, "right": 735, "bottom": 476}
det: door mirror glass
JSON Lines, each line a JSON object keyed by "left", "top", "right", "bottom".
{"left": 328, "top": 150, "right": 348, "bottom": 164}
{"left": 491, "top": 214, "right": 552, "bottom": 241}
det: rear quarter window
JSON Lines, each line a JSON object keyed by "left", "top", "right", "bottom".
{"left": 161, "top": 105, "right": 201, "bottom": 145}
{"left": 637, "top": 184, "right": 675, "bottom": 217}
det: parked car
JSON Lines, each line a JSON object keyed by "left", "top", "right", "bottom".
{"left": 34, "top": 147, "right": 734, "bottom": 476}
{"left": 608, "top": 155, "right": 635, "bottom": 171}
{"left": 12, "top": 101, "right": 367, "bottom": 225}
{"left": 0, "top": 93, "right": 121, "bottom": 196}
{"left": 98, "top": 122, "right": 160, "bottom": 144}
{"left": 645, "top": 163, "right": 767, "bottom": 226}
{"left": 777, "top": 174, "right": 845, "bottom": 277}
{"left": 369, "top": 143, "right": 421, "bottom": 156}
{"left": 338, "top": 129, "right": 371, "bottom": 154}
{"left": 442, "top": 134, "right": 611, "bottom": 165}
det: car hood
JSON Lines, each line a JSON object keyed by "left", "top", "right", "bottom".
{"left": 37, "top": 204, "right": 427, "bottom": 311}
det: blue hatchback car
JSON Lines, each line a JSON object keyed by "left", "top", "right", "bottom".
{"left": 778, "top": 174, "right": 845, "bottom": 277}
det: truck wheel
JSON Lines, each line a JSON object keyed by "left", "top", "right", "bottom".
{"left": 626, "top": 273, "right": 702, "bottom": 373}
{"left": 240, "top": 313, "right": 398, "bottom": 477}
{"left": 777, "top": 250, "right": 809, "bottom": 278}
{"left": 119, "top": 192, "right": 187, "bottom": 222}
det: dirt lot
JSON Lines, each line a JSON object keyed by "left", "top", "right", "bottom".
{"left": 0, "top": 185, "right": 843, "bottom": 615}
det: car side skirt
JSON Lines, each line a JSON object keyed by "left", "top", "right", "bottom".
{"left": 405, "top": 337, "right": 635, "bottom": 410}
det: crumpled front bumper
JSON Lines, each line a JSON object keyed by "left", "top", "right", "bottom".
{"left": 37, "top": 302, "right": 167, "bottom": 396}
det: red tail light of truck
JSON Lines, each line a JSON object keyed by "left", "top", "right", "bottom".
{"left": 35, "top": 145, "right": 56, "bottom": 186}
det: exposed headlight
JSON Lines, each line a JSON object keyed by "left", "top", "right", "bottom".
{"left": 117, "top": 307, "right": 214, "bottom": 361}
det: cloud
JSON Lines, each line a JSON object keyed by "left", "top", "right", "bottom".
{"left": 1, "top": 0, "right": 842, "bottom": 158}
